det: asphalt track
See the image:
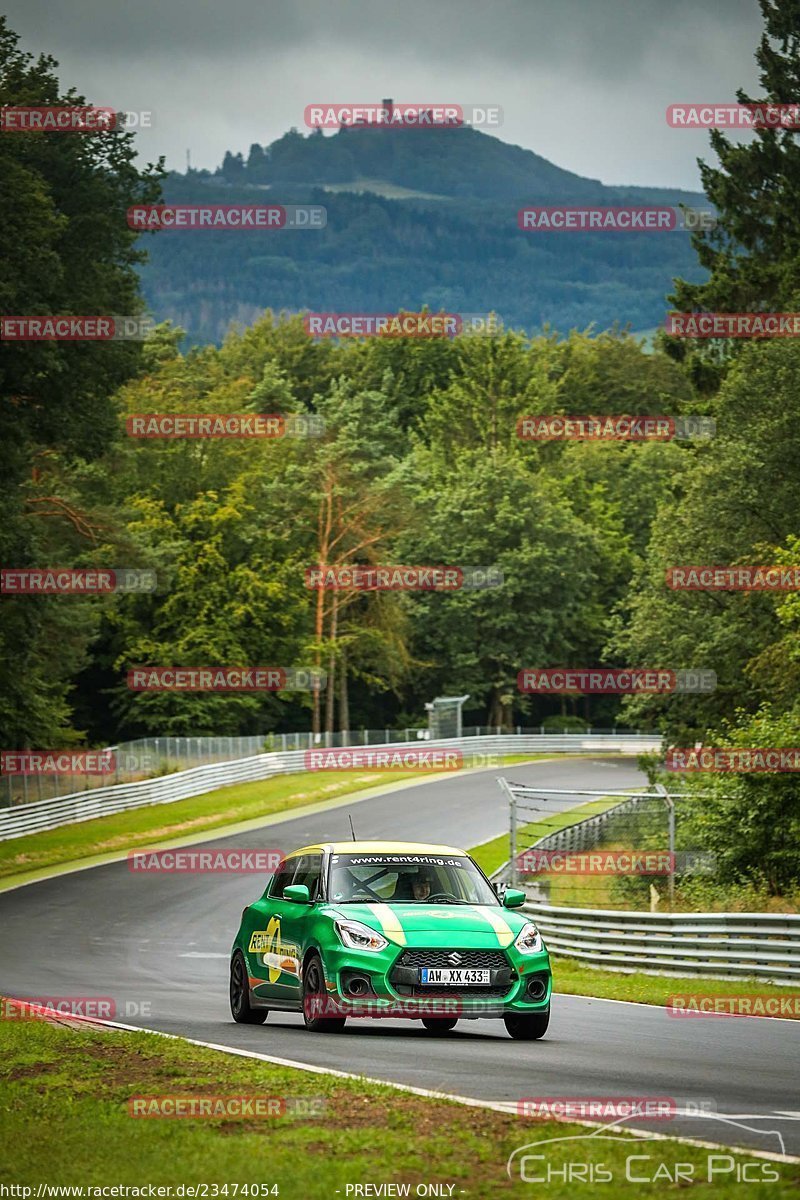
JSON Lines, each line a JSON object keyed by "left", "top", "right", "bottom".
{"left": 1, "top": 756, "right": 798, "bottom": 1157}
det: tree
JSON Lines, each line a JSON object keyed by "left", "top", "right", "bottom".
{"left": 293, "top": 379, "right": 411, "bottom": 735}
{"left": 0, "top": 17, "right": 163, "bottom": 746}
{"left": 666, "top": 703, "right": 800, "bottom": 895}
{"left": 220, "top": 150, "right": 245, "bottom": 181}
{"left": 395, "top": 332, "right": 624, "bottom": 727}
{"left": 667, "top": 0, "right": 800, "bottom": 384}
{"left": 611, "top": 339, "right": 800, "bottom": 740}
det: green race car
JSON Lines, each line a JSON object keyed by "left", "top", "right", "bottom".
{"left": 229, "top": 840, "right": 551, "bottom": 1039}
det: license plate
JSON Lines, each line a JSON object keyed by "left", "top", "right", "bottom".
{"left": 419, "top": 968, "right": 490, "bottom": 985}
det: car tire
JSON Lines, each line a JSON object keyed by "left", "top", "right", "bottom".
{"left": 421, "top": 1017, "right": 458, "bottom": 1033}
{"left": 504, "top": 1008, "right": 550, "bottom": 1040}
{"left": 302, "top": 951, "right": 347, "bottom": 1033}
{"left": 230, "top": 950, "right": 268, "bottom": 1024}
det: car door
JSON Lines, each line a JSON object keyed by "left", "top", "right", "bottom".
{"left": 247, "top": 855, "right": 302, "bottom": 1004}
{"left": 278, "top": 852, "right": 323, "bottom": 994}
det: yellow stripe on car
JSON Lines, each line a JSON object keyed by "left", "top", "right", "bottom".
{"left": 365, "top": 903, "right": 407, "bottom": 945}
{"left": 478, "top": 906, "right": 516, "bottom": 947}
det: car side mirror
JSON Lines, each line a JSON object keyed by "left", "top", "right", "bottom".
{"left": 284, "top": 884, "right": 311, "bottom": 904}
{"left": 503, "top": 888, "right": 526, "bottom": 909}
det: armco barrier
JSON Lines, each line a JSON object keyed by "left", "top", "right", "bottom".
{"left": 491, "top": 778, "right": 800, "bottom": 986}
{"left": 0, "top": 734, "right": 660, "bottom": 841}
{"left": 524, "top": 901, "right": 800, "bottom": 986}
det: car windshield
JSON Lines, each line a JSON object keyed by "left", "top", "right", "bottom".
{"left": 327, "top": 852, "right": 499, "bottom": 906}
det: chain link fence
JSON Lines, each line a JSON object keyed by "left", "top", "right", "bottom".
{"left": 498, "top": 780, "right": 719, "bottom": 912}
{"left": 1, "top": 724, "right": 643, "bottom": 808}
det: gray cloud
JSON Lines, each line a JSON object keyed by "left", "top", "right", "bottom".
{"left": 3, "top": 0, "right": 765, "bottom": 188}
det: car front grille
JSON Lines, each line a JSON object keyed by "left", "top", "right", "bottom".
{"left": 393, "top": 948, "right": 509, "bottom": 971}
{"left": 389, "top": 947, "right": 513, "bottom": 998}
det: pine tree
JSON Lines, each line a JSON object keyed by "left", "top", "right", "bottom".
{"left": 670, "top": 0, "right": 800, "bottom": 321}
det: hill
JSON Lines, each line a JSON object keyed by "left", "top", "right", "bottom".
{"left": 136, "top": 123, "right": 708, "bottom": 345}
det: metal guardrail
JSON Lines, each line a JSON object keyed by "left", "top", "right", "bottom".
{"left": 524, "top": 901, "right": 800, "bottom": 986}
{"left": 1, "top": 725, "right": 648, "bottom": 807}
{"left": 0, "top": 733, "right": 660, "bottom": 841}
{"left": 494, "top": 777, "right": 800, "bottom": 986}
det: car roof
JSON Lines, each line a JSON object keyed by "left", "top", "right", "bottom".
{"left": 284, "top": 840, "right": 469, "bottom": 857}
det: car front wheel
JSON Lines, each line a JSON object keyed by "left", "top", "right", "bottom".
{"left": 504, "top": 1008, "right": 550, "bottom": 1040}
{"left": 302, "top": 952, "right": 347, "bottom": 1032}
{"left": 230, "top": 950, "right": 268, "bottom": 1024}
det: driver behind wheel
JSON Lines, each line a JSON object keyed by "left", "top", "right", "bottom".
{"left": 411, "top": 867, "right": 434, "bottom": 901}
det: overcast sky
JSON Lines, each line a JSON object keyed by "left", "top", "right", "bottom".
{"left": 4, "top": 0, "right": 765, "bottom": 189}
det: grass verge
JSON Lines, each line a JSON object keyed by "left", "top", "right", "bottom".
{"left": 0, "top": 753, "right": 552, "bottom": 887}
{"left": 1, "top": 1014, "right": 795, "bottom": 1197}
{"left": 551, "top": 956, "right": 800, "bottom": 1017}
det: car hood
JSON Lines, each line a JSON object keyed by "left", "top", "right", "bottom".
{"left": 323, "top": 901, "right": 531, "bottom": 948}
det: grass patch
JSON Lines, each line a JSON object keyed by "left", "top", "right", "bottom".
{"left": 546, "top": 848, "right": 800, "bottom": 914}
{"left": 1, "top": 1013, "right": 795, "bottom": 1196}
{"left": 551, "top": 956, "right": 800, "bottom": 1016}
{"left": 0, "top": 753, "right": 554, "bottom": 886}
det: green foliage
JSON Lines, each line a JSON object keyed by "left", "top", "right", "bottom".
{"left": 666, "top": 0, "right": 800, "bottom": 386}
{"left": 0, "top": 17, "right": 163, "bottom": 746}
{"left": 610, "top": 339, "right": 800, "bottom": 741}
{"left": 662, "top": 704, "right": 800, "bottom": 895}
{"left": 540, "top": 715, "right": 591, "bottom": 733}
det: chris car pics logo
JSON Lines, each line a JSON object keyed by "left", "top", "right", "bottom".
{"left": 507, "top": 1113, "right": 784, "bottom": 1184}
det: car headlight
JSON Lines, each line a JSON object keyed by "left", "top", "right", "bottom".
{"left": 514, "top": 922, "right": 543, "bottom": 954}
{"left": 334, "top": 918, "right": 388, "bottom": 952}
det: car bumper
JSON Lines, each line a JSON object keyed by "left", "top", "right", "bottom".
{"left": 319, "top": 941, "right": 552, "bottom": 1018}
